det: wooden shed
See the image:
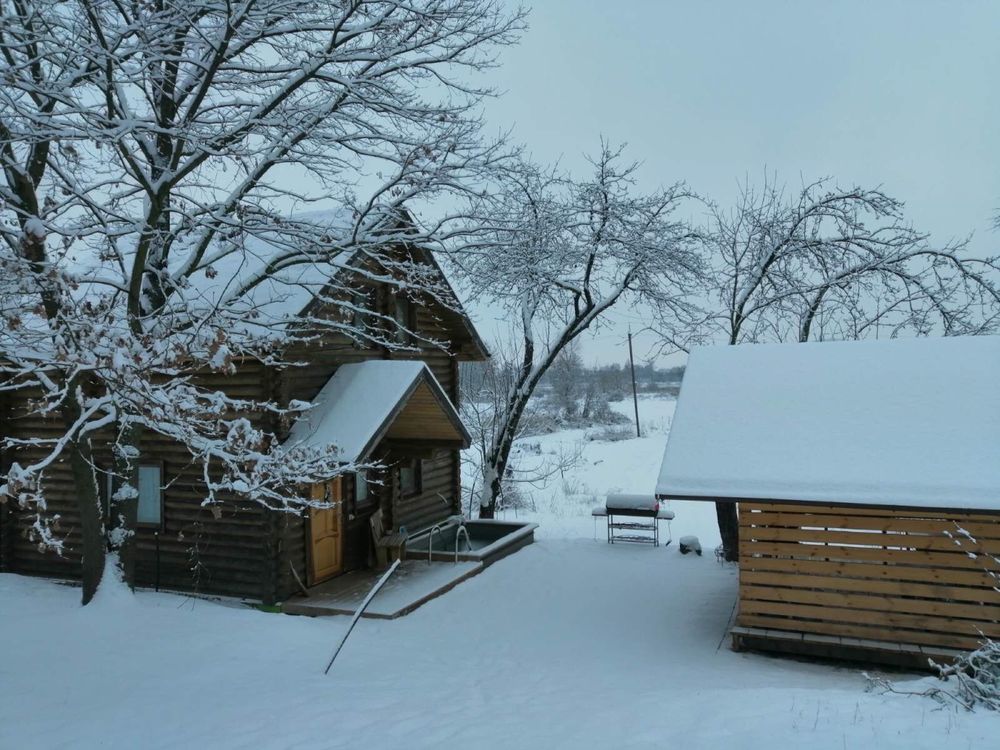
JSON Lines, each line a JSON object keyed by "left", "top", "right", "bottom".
{"left": 0, "top": 218, "right": 487, "bottom": 603}
{"left": 656, "top": 336, "right": 1000, "bottom": 667}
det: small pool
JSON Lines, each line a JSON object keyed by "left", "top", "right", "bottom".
{"left": 405, "top": 519, "right": 537, "bottom": 566}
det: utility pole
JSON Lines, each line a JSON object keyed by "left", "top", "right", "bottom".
{"left": 627, "top": 328, "right": 640, "bottom": 438}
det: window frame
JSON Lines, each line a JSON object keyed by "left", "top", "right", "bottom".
{"left": 398, "top": 458, "right": 423, "bottom": 499}
{"left": 350, "top": 286, "right": 375, "bottom": 343}
{"left": 95, "top": 466, "right": 112, "bottom": 524}
{"left": 135, "top": 462, "right": 165, "bottom": 529}
{"left": 392, "top": 295, "right": 415, "bottom": 344}
{"left": 352, "top": 468, "right": 375, "bottom": 511}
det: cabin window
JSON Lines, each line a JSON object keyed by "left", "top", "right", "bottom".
{"left": 398, "top": 459, "right": 422, "bottom": 498}
{"left": 354, "top": 469, "right": 373, "bottom": 509}
{"left": 351, "top": 288, "right": 374, "bottom": 340}
{"left": 136, "top": 464, "right": 163, "bottom": 526}
{"left": 393, "top": 296, "right": 414, "bottom": 344}
{"left": 95, "top": 464, "right": 162, "bottom": 526}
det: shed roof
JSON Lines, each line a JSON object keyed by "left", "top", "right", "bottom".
{"left": 285, "top": 360, "right": 470, "bottom": 463}
{"left": 655, "top": 335, "right": 1000, "bottom": 511}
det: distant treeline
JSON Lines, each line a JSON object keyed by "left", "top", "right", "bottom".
{"left": 460, "top": 354, "right": 684, "bottom": 403}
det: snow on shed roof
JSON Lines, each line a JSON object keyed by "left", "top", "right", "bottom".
{"left": 656, "top": 335, "right": 1000, "bottom": 511}
{"left": 285, "top": 360, "right": 469, "bottom": 463}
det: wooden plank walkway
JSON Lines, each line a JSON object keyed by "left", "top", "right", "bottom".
{"left": 281, "top": 560, "right": 483, "bottom": 620}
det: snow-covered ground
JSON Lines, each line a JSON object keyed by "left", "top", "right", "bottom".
{"left": 1, "top": 397, "right": 993, "bottom": 749}
{"left": 491, "top": 396, "right": 720, "bottom": 547}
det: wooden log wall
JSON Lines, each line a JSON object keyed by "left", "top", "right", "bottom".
{"left": 3, "top": 250, "right": 476, "bottom": 603}
{"left": 738, "top": 501, "right": 1000, "bottom": 652}
{"left": 0, "top": 388, "right": 14, "bottom": 571}
{"left": 3, "top": 391, "right": 86, "bottom": 582}
{"left": 274, "top": 297, "right": 466, "bottom": 600}
{"left": 2, "top": 363, "right": 277, "bottom": 601}
{"left": 390, "top": 450, "right": 459, "bottom": 532}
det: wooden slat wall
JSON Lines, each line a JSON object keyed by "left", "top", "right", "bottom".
{"left": 738, "top": 501, "right": 1000, "bottom": 651}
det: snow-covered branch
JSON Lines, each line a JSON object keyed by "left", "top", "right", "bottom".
{"left": 679, "top": 177, "right": 1000, "bottom": 347}
{"left": 448, "top": 144, "right": 700, "bottom": 516}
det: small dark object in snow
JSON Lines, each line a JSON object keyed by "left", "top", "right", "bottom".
{"left": 679, "top": 535, "right": 701, "bottom": 556}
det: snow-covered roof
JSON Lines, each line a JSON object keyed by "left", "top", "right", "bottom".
{"left": 176, "top": 208, "right": 363, "bottom": 335}
{"left": 285, "top": 360, "right": 469, "bottom": 463}
{"left": 656, "top": 336, "right": 1000, "bottom": 511}
{"left": 172, "top": 208, "right": 488, "bottom": 355}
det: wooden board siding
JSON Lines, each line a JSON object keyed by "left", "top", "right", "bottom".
{"left": 737, "top": 501, "right": 1000, "bottom": 653}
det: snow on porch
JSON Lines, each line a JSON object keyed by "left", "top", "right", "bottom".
{"left": 282, "top": 560, "right": 482, "bottom": 619}
{"left": 657, "top": 335, "right": 1000, "bottom": 510}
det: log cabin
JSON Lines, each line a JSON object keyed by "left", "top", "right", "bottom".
{"left": 0, "top": 213, "right": 488, "bottom": 604}
{"left": 656, "top": 335, "right": 1000, "bottom": 667}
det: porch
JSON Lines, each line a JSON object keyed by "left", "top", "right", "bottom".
{"left": 281, "top": 559, "right": 483, "bottom": 619}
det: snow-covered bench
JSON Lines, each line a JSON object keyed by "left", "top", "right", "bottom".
{"left": 592, "top": 494, "right": 674, "bottom": 546}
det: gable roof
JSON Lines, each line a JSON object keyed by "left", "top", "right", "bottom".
{"left": 409, "top": 246, "right": 489, "bottom": 361}
{"left": 655, "top": 335, "right": 1000, "bottom": 511}
{"left": 179, "top": 209, "right": 488, "bottom": 359}
{"left": 176, "top": 208, "right": 358, "bottom": 337}
{"left": 285, "top": 360, "right": 470, "bottom": 463}
{"left": 5, "top": 207, "right": 486, "bottom": 360}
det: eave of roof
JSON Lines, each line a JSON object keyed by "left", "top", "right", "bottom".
{"left": 285, "top": 359, "right": 469, "bottom": 464}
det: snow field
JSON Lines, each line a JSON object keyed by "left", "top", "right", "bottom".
{"left": 1, "top": 397, "right": 993, "bottom": 749}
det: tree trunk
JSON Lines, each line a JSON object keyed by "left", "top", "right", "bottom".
{"left": 715, "top": 501, "right": 739, "bottom": 562}
{"left": 68, "top": 441, "right": 105, "bottom": 604}
{"left": 477, "top": 464, "right": 501, "bottom": 519}
{"left": 718, "top": 332, "right": 743, "bottom": 560}
{"left": 480, "top": 398, "right": 526, "bottom": 520}
{"left": 58, "top": 386, "right": 114, "bottom": 604}
{"left": 111, "top": 422, "right": 141, "bottom": 589}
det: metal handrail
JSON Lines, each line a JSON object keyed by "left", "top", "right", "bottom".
{"left": 454, "top": 524, "right": 471, "bottom": 563}
{"left": 427, "top": 524, "right": 443, "bottom": 564}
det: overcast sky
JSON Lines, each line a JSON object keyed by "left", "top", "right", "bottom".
{"left": 469, "top": 0, "right": 1000, "bottom": 366}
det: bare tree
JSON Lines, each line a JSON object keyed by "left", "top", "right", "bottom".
{"left": 546, "top": 341, "right": 585, "bottom": 419}
{"left": 662, "top": 177, "right": 1000, "bottom": 560}
{"left": 0, "top": 0, "right": 526, "bottom": 603}
{"left": 452, "top": 144, "right": 700, "bottom": 518}
{"left": 460, "top": 337, "right": 586, "bottom": 517}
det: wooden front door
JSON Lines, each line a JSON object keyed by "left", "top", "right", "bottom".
{"left": 308, "top": 478, "right": 344, "bottom": 584}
